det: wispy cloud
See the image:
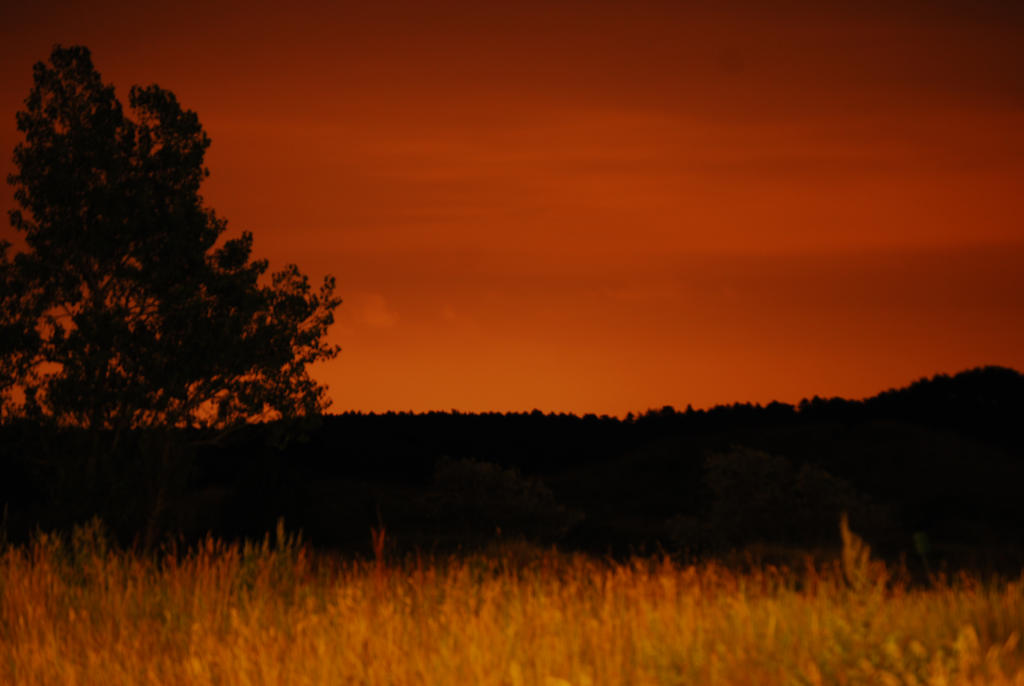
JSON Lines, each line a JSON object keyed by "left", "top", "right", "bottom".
{"left": 359, "top": 293, "right": 399, "bottom": 329}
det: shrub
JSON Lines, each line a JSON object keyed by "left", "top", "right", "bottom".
{"left": 426, "top": 457, "right": 583, "bottom": 543}
{"left": 698, "top": 447, "right": 884, "bottom": 548}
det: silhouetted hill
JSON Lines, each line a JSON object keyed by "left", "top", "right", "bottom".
{"left": 866, "top": 366, "right": 1024, "bottom": 444}
{"left": 1, "top": 366, "right": 1021, "bottom": 571}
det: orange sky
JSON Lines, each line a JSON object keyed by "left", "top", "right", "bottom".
{"left": 2, "top": 1, "right": 1022, "bottom": 415}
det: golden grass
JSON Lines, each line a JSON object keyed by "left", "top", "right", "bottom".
{"left": 0, "top": 521, "right": 1022, "bottom": 686}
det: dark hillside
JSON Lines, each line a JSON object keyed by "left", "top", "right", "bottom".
{"left": 1, "top": 366, "right": 1021, "bottom": 570}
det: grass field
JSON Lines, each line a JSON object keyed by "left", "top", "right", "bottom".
{"left": 1, "top": 519, "right": 1021, "bottom": 685}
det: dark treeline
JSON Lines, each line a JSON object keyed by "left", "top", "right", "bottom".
{"left": 1, "top": 366, "right": 1023, "bottom": 571}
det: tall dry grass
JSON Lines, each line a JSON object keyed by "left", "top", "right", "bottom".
{"left": 0, "top": 519, "right": 1022, "bottom": 685}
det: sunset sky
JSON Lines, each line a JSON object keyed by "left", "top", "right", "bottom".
{"left": 2, "top": 0, "right": 1022, "bottom": 416}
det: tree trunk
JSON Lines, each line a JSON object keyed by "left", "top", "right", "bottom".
{"left": 142, "top": 433, "right": 173, "bottom": 551}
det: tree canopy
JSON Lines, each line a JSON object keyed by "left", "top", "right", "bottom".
{"left": 1, "top": 45, "right": 341, "bottom": 432}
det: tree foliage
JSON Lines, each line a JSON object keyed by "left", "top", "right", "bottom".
{"left": 1, "top": 45, "right": 340, "bottom": 432}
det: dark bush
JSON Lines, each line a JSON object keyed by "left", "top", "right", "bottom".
{"left": 425, "top": 457, "right": 583, "bottom": 543}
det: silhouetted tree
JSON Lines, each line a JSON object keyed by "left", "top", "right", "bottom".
{"left": 0, "top": 242, "right": 35, "bottom": 421}
{"left": 1, "top": 46, "right": 341, "bottom": 542}
{"left": 2, "top": 45, "right": 340, "bottom": 434}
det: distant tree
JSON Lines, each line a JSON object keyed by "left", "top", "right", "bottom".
{"left": 428, "top": 457, "right": 583, "bottom": 543}
{"left": 1, "top": 45, "right": 341, "bottom": 437}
